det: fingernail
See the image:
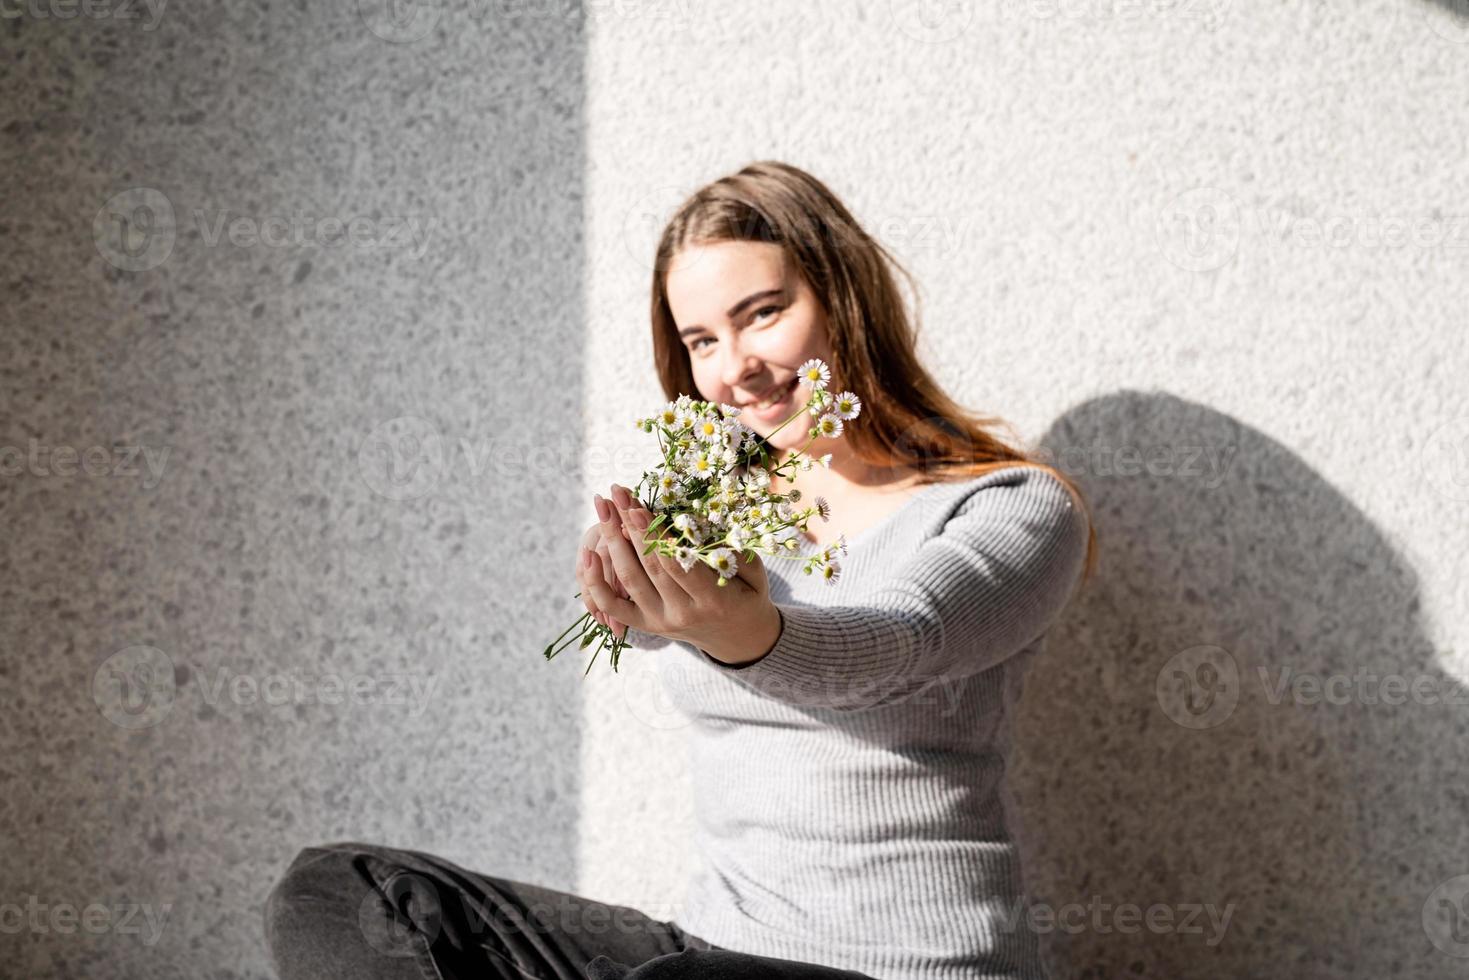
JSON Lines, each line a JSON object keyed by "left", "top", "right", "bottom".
{"left": 612, "top": 484, "right": 630, "bottom": 509}
{"left": 594, "top": 495, "right": 608, "bottom": 522}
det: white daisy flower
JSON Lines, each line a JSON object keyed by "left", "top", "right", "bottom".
{"left": 689, "top": 451, "right": 717, "bottom": 477}
{"left": 797, "top": 358, "right": 831, "bottom": 389}
{"left": 813, "top": 496, "right": 831, "bottom": 522}
{"left": 830, "top": 391, "right": 862, "bottom": 420}
{"left": 674, "top": 545, "right": 698, "bottom": 571}
{"left": 693, "top": 414, "right": 724, "bottom": 443}
{"left": 707, "top": 547, "right": 739, "bottom": 578}
{"left": 814, "top": 413, "right": 844, "bottom": 438}
{"left": 818, "top": 453, "right": 833, "bottom": 468}
{"left": 820, "top": 560, "right": 842, "bottom": 585}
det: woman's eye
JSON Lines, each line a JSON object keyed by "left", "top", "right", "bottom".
{"left": 690, "top": 336, "right": 714, "bottom": 352}
{"left": 753, "top": 305, "right": 781, "bottom": 322}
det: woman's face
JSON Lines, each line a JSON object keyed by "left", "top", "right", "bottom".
{"left": 665, "top": 240, "right": 835, "bottom": 455}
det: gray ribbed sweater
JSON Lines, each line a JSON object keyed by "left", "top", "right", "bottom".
{"left": 625, "top": 464, "right": 1090, "bottom": 980}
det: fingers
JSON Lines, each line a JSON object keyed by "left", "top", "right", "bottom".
{"left": 592, "top": 498, "right": 632, "bottom": 599}
{"left": 597, "top": 491, "right": 665, "bottom": 611}
{"left": 581, "top": 504, "right": 639, "bottom": 639}
{"left": 576, "top": 547, "right": 611, "bottom": 629}
{"left": 606, "top": 485, "right": 697, "bottom": 606}
{"left": 595, "top": 536, "right": 628, "bottom": 600}
{"left": 636, "top": 511, "right": 700, "bottom": 603}
{"left": 583, "top": 549, "right": 644, "bottom": 631}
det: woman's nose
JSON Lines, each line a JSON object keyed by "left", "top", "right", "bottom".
{"left": 721, "top": 348, "right": 760, "bottom": 391}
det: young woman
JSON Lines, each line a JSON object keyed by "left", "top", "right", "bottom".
{"left": 264, "top": 161, "right": 1097, "bottom": 980}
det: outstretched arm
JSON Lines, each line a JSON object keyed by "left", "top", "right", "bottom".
{"left": 700, "top": 467, "right": 1090, "bottom": 711}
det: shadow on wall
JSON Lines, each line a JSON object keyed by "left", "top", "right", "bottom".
{"left": 1015, "top": 390, "right": 1468, "bottom": 978}
{"left": 1422, "top": 0, "right": 1469, "bottom": 22}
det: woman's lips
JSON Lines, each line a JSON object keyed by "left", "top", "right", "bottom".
{"left": 746, "top": 378, "right": 798, "bottom": 420}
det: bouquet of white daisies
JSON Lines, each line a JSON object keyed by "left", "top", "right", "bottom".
{"left": 544, "top": 358, "right": 862, "bottom": 674}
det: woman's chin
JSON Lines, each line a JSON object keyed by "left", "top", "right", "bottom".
{"left": 767, "top": 436, "right": 810, "bottom": 461}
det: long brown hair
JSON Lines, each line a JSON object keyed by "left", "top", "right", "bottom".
{"left": 648, "top": 160, "right": 1097, "bottom": 585}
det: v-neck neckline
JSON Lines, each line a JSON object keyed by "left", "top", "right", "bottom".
{"left": 797, "top": 477, "right": 962, "bottom": 554}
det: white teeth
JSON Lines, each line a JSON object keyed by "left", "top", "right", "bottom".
{"left": 754, "top": 380, "right": 791, "bottom": 409}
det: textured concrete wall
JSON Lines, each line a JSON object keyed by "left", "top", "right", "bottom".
{"left": 3, "top": 3, "right": 591, "bottom": 978}
{"left": 4, "top": 1, "right": 1468, "bottom": 978}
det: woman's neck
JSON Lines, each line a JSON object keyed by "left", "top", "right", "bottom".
{"left": 766, "top": 443, "right": 924, "bottom": 500}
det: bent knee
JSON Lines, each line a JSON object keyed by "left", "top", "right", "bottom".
{"left": 265, "top": 841, "right": 403, "bottom": 921}
{"left": 264, "top": 841, "right": 430, "bottom": 977}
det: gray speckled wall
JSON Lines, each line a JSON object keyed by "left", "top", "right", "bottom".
{"left": 3, "top": 2, "right": 589, "bottom": 978}
{"left": 6, "top": 1, "right": 1469, "bottom": 978}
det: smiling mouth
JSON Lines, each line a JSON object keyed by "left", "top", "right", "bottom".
{"left": 746, "top": 378, "right": 797, "bottom": 410}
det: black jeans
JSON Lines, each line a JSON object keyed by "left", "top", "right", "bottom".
{"left": 263, "top": 841, "right": 877, "bottom": 980}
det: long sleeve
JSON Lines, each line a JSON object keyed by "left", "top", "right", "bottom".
{"left": 621, "top": 625, "right": 673, "bottom": 651}
{"left": 704, "top": 466, "right": 1090, "bottom": 711}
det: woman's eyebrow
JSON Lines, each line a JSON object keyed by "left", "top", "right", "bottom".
{"left": 678, "top": 288, "right": 785, "bottom": 338}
